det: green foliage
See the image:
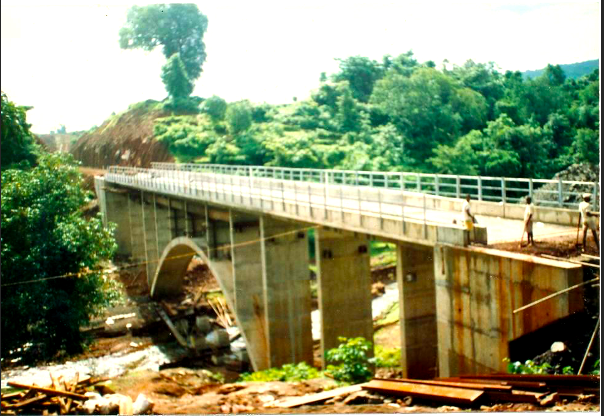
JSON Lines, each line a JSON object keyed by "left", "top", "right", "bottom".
{"left": 154, "top": 116, "right": 216, "bottom": 162}
{"left": 238, "top": 362, "right": 322, "bottom": 382}
{"left": 374, "top": 345, "right": 401, "bottom": 368}
{"left": 332, "top": 56, "right": 385, "bottom": 102}
{"left": 1, "top": 91, "right": 40, "bottom": 168}
{"left": 161, "top": 54, "right": 194, "bottom": 100}
{"left": 505, "top": 358, "right": 553, "bottom": 375}
{"left": 119, "top": 3, "right": 208, "bottom": 80}
{"left": 1, "top": 153, "right": 118, "bottom": 361}
{"left": 590, "top": 359, "right": 600, "bottom": 375}
{"left": 325, "top": 337, "right": 375, "bottom": 384}
{"left": 226, "top": 102, "right": 252, "bottom": 134}
{"left": 203, "top": 95, "right": 228, "bottom": 122}
{"left": 140, "top": 51, "right": 598, "bottom": 179}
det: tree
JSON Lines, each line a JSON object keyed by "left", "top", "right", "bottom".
{"left": 203, "top": 95, "right": 228, "bottom": 122}
{"left": 332, "top": 56, "right": 385, "bottom": 102}
{"left": 1, "top": 91, "right": 39, "bottom": 168}
{"left": 161, "top": 54, "right": 194, "bottom": 100}
{"left": 119, "top": 3, "right": 208, "bottom": 81}
{"left": 226, "top": 102, "right": 252, "bottom": 134}
{"left": 1, "top": 153, "right": 118, "bottom": 361}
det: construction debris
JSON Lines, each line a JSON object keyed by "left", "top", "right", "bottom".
{"left": 260, "top": 374, "right": 600, "bottom": 410}
{"left": 1, "top": 372, "right": 154, "bottom": 415}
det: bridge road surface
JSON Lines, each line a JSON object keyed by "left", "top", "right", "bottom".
{"left": 110, "top": 170, "right": 576, "bottom": 245}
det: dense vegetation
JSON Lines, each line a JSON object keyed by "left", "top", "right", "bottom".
{"left": 1, "top": 93, "right": 118, "bottom": 362}
{"left": 150, "top": 54, "right": 599, "bottom": 179}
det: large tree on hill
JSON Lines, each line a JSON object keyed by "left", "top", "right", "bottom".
{"left": 119, "top": 3, "right": 208, "bottom": 81}
{"left": 161, "top": 54, "right": 194, "bottom": 99}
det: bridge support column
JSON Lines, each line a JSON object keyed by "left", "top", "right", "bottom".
{"left": 315, "top": 229, "right": 373, "bottom": 368}
{"left": 143, "top": 195, "right": 160, "bottom": 284}
{"left": 103, "top": 187, "right": 132, "bottom": 257}
{"left": 396, "top": 243, "right": 438, "bottom": 379}
{"left": 128, "top": 192, "right": 146, "bottom": 272}
{"left": 260, "top": 217, "right": 313, "bottom": 368}
{"left": 230, "top": 212, "right": 268, "bottom": 371}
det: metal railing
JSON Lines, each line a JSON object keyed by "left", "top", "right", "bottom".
{"left": 150, "top": 162, "right": 599, "bottom": 210}
{"left": 106, "top": 165, "right": 466, "bottom": 241}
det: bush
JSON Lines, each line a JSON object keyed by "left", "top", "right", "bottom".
{"left": 325, "top": 337, "right": 375, "bottom": 384}
{"left": 226, "top": 102, "right": 252, "bottom": 134}
{"left": 1, "top": 153, "right": 118, "bottom": 362}
{"left": 374, "top": 345, "right": 401, "bottom": 368}
{"left": 238, "top": 362, "right": 322, "bottom": 382}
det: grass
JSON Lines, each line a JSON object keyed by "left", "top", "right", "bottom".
{"left": 370, "top": 241, "right": 396, "bottom": 268}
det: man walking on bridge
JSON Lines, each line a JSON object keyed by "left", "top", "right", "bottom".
{"left": 579, "top": 193, "right": 599, "bottom": 252}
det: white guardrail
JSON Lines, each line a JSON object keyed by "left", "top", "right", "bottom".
{"left": 106, "top": 165, "right": 468, "bottom": 232}
{"left": 147, "top": 163, "right": 599, "bottom": 210}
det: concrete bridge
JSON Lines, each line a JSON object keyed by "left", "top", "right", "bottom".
{"left": 95, "top": 164, "right": 590, "bottom": 378}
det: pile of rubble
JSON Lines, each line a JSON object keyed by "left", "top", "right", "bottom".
{"left": 1, "top": 373, "right": 153, "bottom": 415}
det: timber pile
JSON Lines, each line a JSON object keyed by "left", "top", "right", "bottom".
{"left": 270, "top": 374, "right": 600, "bottom": 409}
{"left": 1, "top": 373, "right": 154, "bottom": 415}
{"left": 2, "top": 373, "right": 94, "bottom": 415}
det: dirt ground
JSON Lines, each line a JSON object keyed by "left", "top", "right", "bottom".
{"left": 490, "top": 232, "right": 600, "bottom": 258}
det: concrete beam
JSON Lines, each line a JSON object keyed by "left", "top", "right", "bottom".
{"left": 396, "top": 243, "right": 438, "bottom": 379}
{"left": 315, "top": 228, "right": 373, "bottom": 368}
{"left": 260, "top": 217, "right": 313, "bottom": 367}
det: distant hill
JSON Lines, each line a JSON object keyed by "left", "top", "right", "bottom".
{"left": 523, "top": 59, "right": 599, "bottom": 80}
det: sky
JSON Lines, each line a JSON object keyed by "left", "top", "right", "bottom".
{"left": 1, "top": 0, "right": 601, "bottom": 134}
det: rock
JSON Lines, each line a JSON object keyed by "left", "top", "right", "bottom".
{"left": 341, "top": 390, "right": 384, "bottom": 405}
{"left": 551, "top": 342, "right": 566, "bottom": 353}
{"left": 195, "top": 316, "right": 212, "bottom": 333}
{"left": 540, "top": 392, "right": 559, "bottom": 406}
{"left": 206, "top": 329, "right": 229, "bottom": 348}
{"left": 81, "top": 394, "right": 132, "bottom": 415}
{"left": 132, "top": 393, "right": 154, "bottom": 414}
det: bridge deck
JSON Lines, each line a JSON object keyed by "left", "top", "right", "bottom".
{"left": 104, "top": 168, "right": 575, "bottom": 245}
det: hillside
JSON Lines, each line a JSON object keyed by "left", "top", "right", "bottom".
{"left": 70, "top": 100, "right": 181, "bottom": 168}
{"left": 523, "top": 59, "right": 599, "bottom": 79}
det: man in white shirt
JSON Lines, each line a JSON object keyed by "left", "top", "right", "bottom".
{"left": 462, "top": 194, "right": 476, "bottom": 231}
{"left": 579, "top": 193, "right": 599, "bottom": 252}
{"left": 523, "top": 196, "right": 535, "bottom": 246}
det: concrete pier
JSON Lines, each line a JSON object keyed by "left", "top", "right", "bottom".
{"left": 260, "top": 217, "right": 313, "bottom": 367}
{"left": 396, "top": 243, "right": 438, "bottom": 379}
{"left": 230, "top": 212, "right": 268, "bottom": 371}
{"left": 315, "top": 228, "right": 373, "bottom": 367}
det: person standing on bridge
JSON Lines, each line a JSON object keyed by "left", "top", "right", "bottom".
{"left": 579, "top": 193, "right": 599, "bottom": 252}
{"left": 523, "top": 196, "right": 535, "bottom": 246}
{"left": 462, "top": 194, "right": 477, "bottom": 231}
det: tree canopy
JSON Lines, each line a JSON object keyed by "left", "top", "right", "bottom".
{"left": 119, "top": 3, "right": 208, "bottom": 81}
{"left": 1, "top": 91, "right": 39, "bottom": 168}
{"left": 1, "top": 153, "right": 118, "bottom": 360}
{"left": 145, "top": 52, "right": 598, "bottom": 181}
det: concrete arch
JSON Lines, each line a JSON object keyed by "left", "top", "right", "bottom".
{"left": 150, "top": 237, "right": 234, "bottom": 308}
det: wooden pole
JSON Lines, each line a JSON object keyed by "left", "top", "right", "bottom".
{"left": 513, "top": 277, "right": 599, "bottom": 314}
{"left": 578, "top": 316, "right": 600, "bottom": 375}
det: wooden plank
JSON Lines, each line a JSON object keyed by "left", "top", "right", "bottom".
{"left": 2, "top": 394, "right": 48, "bottom": 409}
{"left": 375, "top": 377, "right": 512, "bottom": 392}
{"left": 271, "top": 384, "right": 364, "bottom": 408}
{"left": 362, "top": 380, "right": 484, "bottom": 405}
{"left": 6, "top": 382, "right": 88, "bottom": 401}
{"left": 457, "top": 374, "right": 600, "bottom": 388}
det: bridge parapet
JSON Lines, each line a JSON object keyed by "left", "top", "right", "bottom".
{"left": 151, "top": 162, "right": 599, "bottom": 211}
